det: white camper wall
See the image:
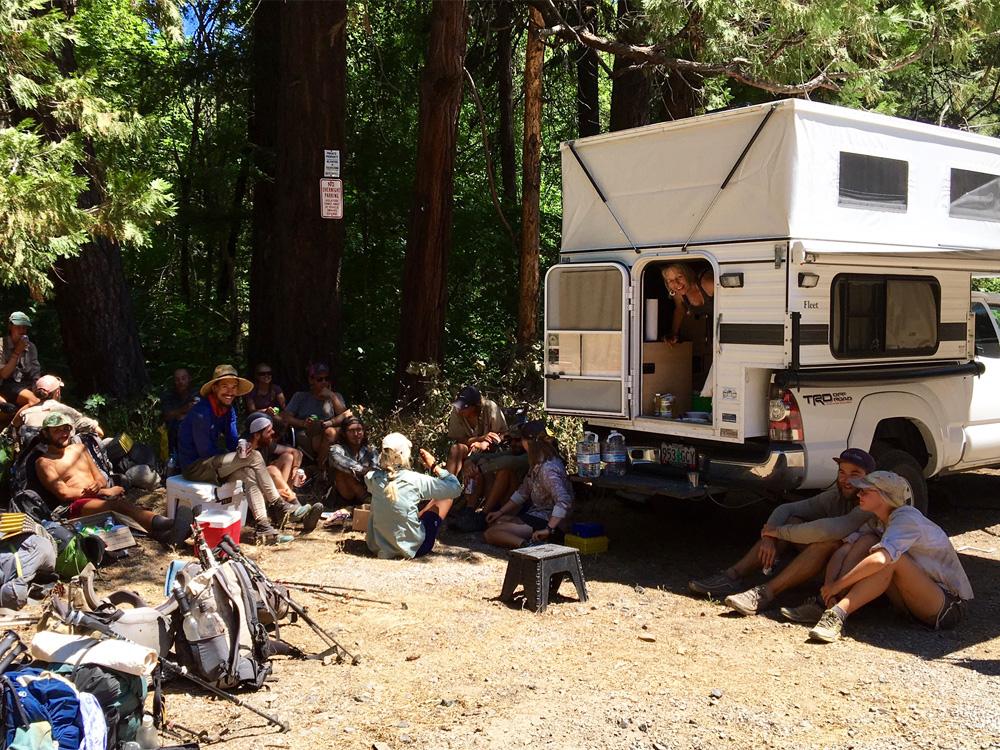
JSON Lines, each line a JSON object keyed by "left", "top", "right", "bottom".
{"left": 561, "top": 99, "right": 1000, "bottom": 257}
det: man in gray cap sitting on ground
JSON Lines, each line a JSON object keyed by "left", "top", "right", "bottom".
{"left": 688, "top": 447, "right": 878, "bottom": 619}
{"left": 0, "top": 311, "right": 41, "bottom": 417}
{"left": 178, "top": 365, "right": 313, "bottom": 544}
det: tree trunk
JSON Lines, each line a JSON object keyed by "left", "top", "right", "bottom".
{"left": 609, "top": 0, "right": 650, "bottom": 131}
{"left": 394, "top": 1, "right": 469, "bottom": 404}
{"left": 249, "top": 0, "right": 347, "bottom": 391}
{"left": 47, "top": 0, "right": 148, "bottom": 398}
{"left": 576, "top": 4, "right": 600, "bottom": 138}
{"left": 494, "top": 0, "right": 517, "bottom": 202}
{"left": 516, "top": 7, "right": 543, "bottom": 356}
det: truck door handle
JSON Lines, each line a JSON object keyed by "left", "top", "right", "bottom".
{"left": 544, "top": 373, "right": 562, "bottom": 380}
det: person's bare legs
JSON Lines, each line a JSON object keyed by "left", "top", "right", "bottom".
{"left": 318, "top": 427, "right": 338, "bottom": 469}
{"left": 481, "top": 469, "right": 515, "bottom": 514}
{"left": 823, "top": 534, "right": 879, "bottom": 604}
{"left": 267, "top": 465, "right": 296, "bottom": 502}
{"left": 447, "top": 443, "right": 470, "bottom": 475}
{"left": 333, "top": 471, "right": 368, "bottom": 504}
{"left": 725, "top": 516, "right": 807, "bottom": 579}
{"left": 271, "top": 450, "right": 296, "bottom": 485}
{"left": 420, "top": 497, "right": 455, "bottom": 521}
{"left": 14, "top": 388, "right": 38, "bottom": 408}
{"left": 762, "top": 539, "right": 841, "bottom": 598}
{"left": 484, "top": 519, "right": 533, "bottom": 549}
{"left": 71, "top": 497, "right": 157, "bottom": 532}
{"left": 838, "top": 554, "right": 945, "bottom": 625}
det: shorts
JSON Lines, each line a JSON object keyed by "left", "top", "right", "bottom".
{"left": 0, "top": 379, "right": 32, "bottom": 403}
{"left": 414, "top": 511, "right": 442, "bottom": 558}
{"left": 933, "top": 592, "right": 966, "bottom": 631}
{"left": 516, "top": 509, "right": 564, "bottom": 542}
{"left": 67, "top": 495, "right": 102, "bottom": 518}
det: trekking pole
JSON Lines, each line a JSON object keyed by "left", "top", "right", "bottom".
{"left": 48, "top": 597, "right": 289, "bottom": 732}
{"left": 275, "top": 579, "right": 366, "bottom": 592}
{"left": 276, "top": 580, "right": 396, "bottom": 607}
{"left": 216, "top": 536, "right": 361, "bottom": 665}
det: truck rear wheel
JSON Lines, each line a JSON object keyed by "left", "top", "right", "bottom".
{"left": 871, "top": 447, "right": 929, "bottom": 514}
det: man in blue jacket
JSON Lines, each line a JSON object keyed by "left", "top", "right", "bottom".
{"left": 178, "top": 364, "right": 301, "bottom": 544}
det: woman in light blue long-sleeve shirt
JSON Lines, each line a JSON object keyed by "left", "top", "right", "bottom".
{"left": 366, "top": 432, "right": 462, "bottom": 559}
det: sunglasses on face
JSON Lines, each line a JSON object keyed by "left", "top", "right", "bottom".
{"left": 257, "top": 371, "right": 272, "bottom": 377}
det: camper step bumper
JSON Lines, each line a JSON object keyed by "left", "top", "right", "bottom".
{"left": 707, "top": 444, "right": 806, "bottom": 491}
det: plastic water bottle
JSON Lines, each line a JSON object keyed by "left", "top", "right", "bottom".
{"left": 602, "top": 431, "right": 628, "bottom": 477}
{"left": 576, "top": 432, "right": 601, "bottom": 479}
{"left": 196, "top": 600, "right": 226, "bottom": 638}
{"left": 104, "top": 516, "right": 115, "bottom": 532}
{"left": 172, "top": 584, "right": 201, "bottom": 643}
{"left": 136, "top": 714, "right": 158, "bottom": 749}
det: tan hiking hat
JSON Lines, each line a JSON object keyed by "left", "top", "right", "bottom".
{"left": 850, "top": 470, "right": 913, "bottom": 508}
{"left": 199, "top": 364, "right": 253, "bottom": 397}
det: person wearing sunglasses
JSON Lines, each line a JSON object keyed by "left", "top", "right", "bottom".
{"left": 245, "top": 363, "right": 286, "bottom": 415}
{"left": 283, "top": 363, "right": 352, "bottom": 468}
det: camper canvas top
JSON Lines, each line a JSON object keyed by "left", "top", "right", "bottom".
{"left": 561, "top": 99, "right": 1000, "bottom": 256}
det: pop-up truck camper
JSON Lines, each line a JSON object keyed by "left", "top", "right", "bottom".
{"left": 545, "top": 99, "right": 1000, "bottom": 510}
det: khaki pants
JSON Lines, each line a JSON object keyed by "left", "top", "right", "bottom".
{"left": 183, "top": 450, "right": 282, "bottom": 529}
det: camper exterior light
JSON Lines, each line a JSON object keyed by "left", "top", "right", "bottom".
{"left": 719, "top": 272, "right": 744, "bottom": 288}
{"left": 798, "top": 272, "right": 820, "bottom": 288}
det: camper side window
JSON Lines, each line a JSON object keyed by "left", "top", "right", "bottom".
{"left": 950, "top": 169, "right": 1000, "bottom": 223}
{"left": 838, "top": 152, "right": 908, "bottom": 212}
{"left": 831, "top": 275, "right": 939, "bottom": 358}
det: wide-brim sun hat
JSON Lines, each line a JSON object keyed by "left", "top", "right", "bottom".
{"left": 200, "top": 364, "right": 254, "bottom": 397}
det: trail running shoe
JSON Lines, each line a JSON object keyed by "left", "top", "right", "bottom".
{"left": 256, "top": 526, "right": 294, "bottom": 545}
{"left": 299, "top": 503, "right": 324, "bottom": 534}
{"left": 688, "top": 571, "right": 741, "bottom": 597}
{"left": 724, "top": 585, "right": 773, "bottom": 616}
{"left": 780, "top": 597, "right": 826, "bottom": 625}
{"left": 808, "top": 609, "right": 845, "bottom": 643}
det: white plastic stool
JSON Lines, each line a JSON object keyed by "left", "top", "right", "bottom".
{"left": 165, "top": 475, "right": 248, "bottom": 526}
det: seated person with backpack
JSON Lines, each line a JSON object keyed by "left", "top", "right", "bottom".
{"left": 12, "top": 374, "right": 103, "bottom": 447}
{"left": 328, "top": 416, "right": 378, "bottom": 506}
{"left": 33, "top": 413, "right": 179, "bottom": 543}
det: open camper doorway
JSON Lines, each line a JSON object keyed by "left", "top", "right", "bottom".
{"left": 639, "top": 259, "right": 715, "bottom": 424}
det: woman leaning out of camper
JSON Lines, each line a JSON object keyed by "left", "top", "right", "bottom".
{"left": 661, "top": 263, "right": 714, "bottom": 344}
{"left": 805, "top": 471, "right": 973, "bottom": 644}
{"left": 365, "top": 432, "right": 461, "bottom": 560}
{"left": 484, "top": 420, "right": 574, "bottom": 549}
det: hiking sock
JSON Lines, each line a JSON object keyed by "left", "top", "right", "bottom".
{"left": 831, "top": 605, "right": 849, "bottom": 623}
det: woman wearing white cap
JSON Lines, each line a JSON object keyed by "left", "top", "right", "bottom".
{"left": 365, "top": 433, "right": 461, "bottom": 559}
{"left": 808, "top": 470, "right": 973, "bottom": 643}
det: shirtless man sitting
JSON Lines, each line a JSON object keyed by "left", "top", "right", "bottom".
{"left": 34, "top": 413, "right": 179, "bottom": 543}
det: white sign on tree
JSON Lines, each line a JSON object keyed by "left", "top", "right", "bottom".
{"left": 320, "top": 178, "right": 343, "bottom": 220}
{"left": 324, "top": 149, "right": 340, "bottom": 178}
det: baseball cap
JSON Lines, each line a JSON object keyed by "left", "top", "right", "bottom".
{"left": 850, "top": 470, "right": 913, "bottom": 508}
{"left": 509, "top": 419, "right": 547, "bottom": 440}
{"left": 834, "top": 447, "right": 877, "bottom": 474}
{"left": 42, "top": 412, "right": 73, "bottom": 429}
{"left": 453, "top": 386, "right": 482, "bottom": 410}
{"left": 35, "top": 375, "right": 64, "bottom": 395}
{"left": 8, "top": 311, "right": 31, "bottom": 327}
{"left": 308, "top": 362, "right": 331, "bottom": 379}
{"left": 381, "top": 432, "right": 412, "bottom": 464}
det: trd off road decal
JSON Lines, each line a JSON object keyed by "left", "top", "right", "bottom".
{"left": 802, "top": 391, "right": 853, "bottom": 406}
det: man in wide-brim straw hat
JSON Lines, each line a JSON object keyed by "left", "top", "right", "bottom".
{"left": 178, "top": 365, "right": 318, "bottom": 544}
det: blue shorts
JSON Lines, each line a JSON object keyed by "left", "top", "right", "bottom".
{"left": 414, "top": 511, "right": 442, "bottom": 558}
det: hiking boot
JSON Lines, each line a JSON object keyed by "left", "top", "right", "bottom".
{"left": 689, "top": 571, "right": 741, "bottom": 598}
{"left": 255, "top": 526, "right": 294, "bottom": 545}
{"left": 780, "top": 597, "right": 826, "bottom": 625}
{"left": 808, "top": 609, "right": 845, "bottom": 643}
{"left": 299, "top": 503, "right": 324, "bottom": 534}
{"left": 724, "top": 585, "right": 773, "bottom": 616}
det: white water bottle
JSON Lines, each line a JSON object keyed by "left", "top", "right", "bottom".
{"left": 136, "top": 714, "right": 158, "bottom": 749}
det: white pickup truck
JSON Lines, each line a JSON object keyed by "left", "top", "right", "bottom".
{"left": 544, "top": 100, "right": 1000, "bottom": 511}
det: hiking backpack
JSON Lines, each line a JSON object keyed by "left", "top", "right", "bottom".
{"left": 170, "top": 560, "right": 274, "bottom": 691}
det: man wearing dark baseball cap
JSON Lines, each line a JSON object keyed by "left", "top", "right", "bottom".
{"left": 444, "top": 385, "right": 510, "bottom": 507}
{"left": 689, "top": 447, "right": 878, "bottom": 618}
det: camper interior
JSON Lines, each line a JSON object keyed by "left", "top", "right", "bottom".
{"left": 638, "top": 260, "right": 714, "bottom": 423}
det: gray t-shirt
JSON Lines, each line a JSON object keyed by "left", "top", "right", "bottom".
{"left": 285, "top": 390, "right": 344, "bottom": 421}
{"left": 868, "top": 506, "right": 974, "bottom": 600}
{"left": 0, "top": 336, "right": 40, "bottom": 388}
{"left": 769, "top": 487, "right": 874, "bottom": 545}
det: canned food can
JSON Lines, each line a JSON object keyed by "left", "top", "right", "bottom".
{"left": 655, "top": 392, "right": 675, "bottom": 417}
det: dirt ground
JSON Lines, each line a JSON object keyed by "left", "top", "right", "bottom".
{"left": 13, "top": 471, "right": 1000, "bottom": 750}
